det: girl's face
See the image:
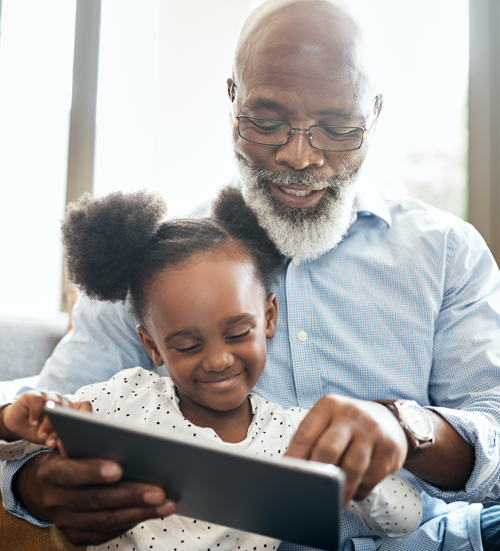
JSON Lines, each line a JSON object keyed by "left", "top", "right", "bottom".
{"left": 137, "top": 254, "right": 277, "bottom": 416}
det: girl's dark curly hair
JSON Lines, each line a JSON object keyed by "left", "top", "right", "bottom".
{"left": 62, "top": 186, "right": 282, "bottom": 325}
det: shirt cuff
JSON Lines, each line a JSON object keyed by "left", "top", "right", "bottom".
{"left": 417, "top": 406, "right": 500, "bottom": 503}
{"left": 1, "top": 449, "right": 54, "bottom": 527}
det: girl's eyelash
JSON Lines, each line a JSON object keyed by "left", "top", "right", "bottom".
{"left": 175, "top": 329, "right": 252, "bottom": 352}
{"left": 227, "top": 329, "right": 251, "bottom": 340}
{"left": 175, "top": 343, "right": 201, "bottom": 353}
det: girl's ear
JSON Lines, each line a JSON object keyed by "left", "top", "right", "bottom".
{"left": 265, "top": 293, "right": 278, "bottom": 339}
{"left": 136, "top": 325, "right": 164, "bottom": 367}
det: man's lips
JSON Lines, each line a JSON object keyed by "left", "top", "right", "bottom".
{"left": 268, "top": 182, "right": 327, "bottom": 208}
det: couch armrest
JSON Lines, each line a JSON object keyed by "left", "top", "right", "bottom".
{"left": 0, "top": 491, "right": 85, "bottom": 551}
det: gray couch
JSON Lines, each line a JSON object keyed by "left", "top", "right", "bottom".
{"left": 0, "top": 315, "right": 68, "bottom": 389}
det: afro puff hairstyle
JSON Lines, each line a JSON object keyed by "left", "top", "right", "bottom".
{"left": 62, "top": 186, "right": 283, "bottom": 325}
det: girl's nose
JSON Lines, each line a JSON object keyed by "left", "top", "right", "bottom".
{"left": 201, "top": 348, "right": 234, "bottom": 372}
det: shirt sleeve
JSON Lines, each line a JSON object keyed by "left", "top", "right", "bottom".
{"left": 348, "top": 473, "right": 422, "bottom": 538}
{"left": 422, "top": 221, "right": 500, "bottom": 502}
{"left": 35, "top": 294, "right": 159, "bottom": 395}
{"left": 1, "top": 448, "right": 53, "bottom": 527}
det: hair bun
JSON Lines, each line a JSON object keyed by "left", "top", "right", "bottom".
{"left": 62, "top": 190, "right": 167, "bottom": 302}
{"left": 212, "top": 186, "right": 282, "bottom": 269}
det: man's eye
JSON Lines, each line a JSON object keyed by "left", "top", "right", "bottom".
{"left": 227, "top": 329, "right": 251, "bottom": 341}
{"left": 251, "top": 120, "right": 285, "bottom": 132}
{"left": 322, "top": 127, "right": 357, "bottom": 138}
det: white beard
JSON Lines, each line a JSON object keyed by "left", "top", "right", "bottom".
{"left": 235, "top": 155, "right": 361, "bottom": 261}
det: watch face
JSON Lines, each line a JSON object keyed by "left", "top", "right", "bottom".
{"left": 404, "top": 404, "right": 433, "bottom": 439}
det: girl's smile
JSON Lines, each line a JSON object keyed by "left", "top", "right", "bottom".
{"left": 197, "top": 369, "right": 246, "bottom": 390}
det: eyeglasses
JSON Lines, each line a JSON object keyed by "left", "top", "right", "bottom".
{"left": 230, "top": 92, "right": 379, "bottom": 152}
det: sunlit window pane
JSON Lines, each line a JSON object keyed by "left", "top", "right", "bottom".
{"left": 348, "top": 0, "right": 469, "bottom": 218}
{"left": 0, "top": 0, "right": 76, "bottom": 317}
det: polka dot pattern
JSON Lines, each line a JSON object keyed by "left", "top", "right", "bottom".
{"left": 348, "top": 474, "right": 422, "bottom": 538}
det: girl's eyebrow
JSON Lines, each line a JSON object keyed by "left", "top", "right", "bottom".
{"left": 221, "top": 313, "right": 256, "bottom": 328}
{"left": 164, "top": 328, "right": 199, "bottom": 343}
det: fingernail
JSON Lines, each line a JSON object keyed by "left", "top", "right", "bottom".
{"left": 156, "top": 501, "right": 176, "bottom": 515}
{"left": 100, "top": 464, "right": 121, "bottom": 479}
{"left": 143, "top": 490, "right": 163, "bottom": 505}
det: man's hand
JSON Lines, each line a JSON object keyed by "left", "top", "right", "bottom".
{"left": 13, "top": 449, "right": 177, "bottom": 547}
{"left": 285, "top": 395, "right": 408, "bottom": 506}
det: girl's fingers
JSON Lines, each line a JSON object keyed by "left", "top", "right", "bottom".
{"left": 27, "top": 393, "right": 46, "bottom": 427}
{"left": 45, "top": 431, "right": 58, "bottom": 448}
{"left": 37, "top": 415, "right": 55, "bottom": 440}
{"left": 72, "top": 400, "right": 92, "bottom": 413}
{"left": 57, "top": 438, "right": 68, "bottom": 458}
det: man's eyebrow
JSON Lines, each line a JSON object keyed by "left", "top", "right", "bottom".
{"left": 220, "top": 313, "right": 256, "bottom": 328}
{"left": 246, "top": 98, "right": 289, "bottom": 113}
{"left": 244, "top": 100, "right": 356, "bottom": 121}
{"left": 164, "top": 328, "right": 198, "bottom": 343}
{"left": 316, "top": 108, "right": 354, "bottom": 120}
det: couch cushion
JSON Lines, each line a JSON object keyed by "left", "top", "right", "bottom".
{"left": 0, "top": 315, "right": 68, "bottom": 380}
{"left": 0, "top": 491, "right": 85, "bottom": 551}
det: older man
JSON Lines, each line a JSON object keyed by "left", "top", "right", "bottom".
{"left": 3, "top": 1, "right": 500, "bottom": 549}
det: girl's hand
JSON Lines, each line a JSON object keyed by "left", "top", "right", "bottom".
{"left": 0, "top": 392, "right": 91, "bottom": 447}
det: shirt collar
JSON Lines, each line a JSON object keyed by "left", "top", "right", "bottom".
{"left": 353, "top": 187, "right": 392, "bottom": 228}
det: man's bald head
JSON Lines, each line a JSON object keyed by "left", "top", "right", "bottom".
{"left": 232, "top": 0, "right": 376, "bottom": 110}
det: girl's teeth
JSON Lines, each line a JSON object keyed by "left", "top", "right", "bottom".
{"left": 281, "top": 187, "right": 313, "bottom": 197}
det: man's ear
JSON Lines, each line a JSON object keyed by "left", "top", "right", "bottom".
{"left": 136, "top": 325, "right": 164, "bottom": 367}
{"left": 265, "top": 293, "right": 278, "bottom": 339}
{"left": 375, "top": 94, "right": 384, "bottom": 119}
{"left": 227, "top": 78, "right": 235, "bottom": 101}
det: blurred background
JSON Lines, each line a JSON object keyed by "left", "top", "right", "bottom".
{"left": 0, "top": 0, "right": 497, "bottom": 317}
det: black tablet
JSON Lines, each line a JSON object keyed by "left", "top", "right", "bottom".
{"left": 45, "top": 404, "right": 344, "bottom": 550}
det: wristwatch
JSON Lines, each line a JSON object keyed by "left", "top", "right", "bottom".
{"left": 375, "top": 399, "right": 435, "bottom": 462}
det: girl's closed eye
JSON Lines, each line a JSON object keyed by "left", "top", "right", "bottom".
{"left": 226, "top": 328, "right": 252, "bottom": 341}
{"left": 174, "top": 341, "right": 202, "bottom": 354}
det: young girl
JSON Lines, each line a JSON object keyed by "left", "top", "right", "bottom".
{"left": 0, "top": 187, "right": 422, "bottom": 550}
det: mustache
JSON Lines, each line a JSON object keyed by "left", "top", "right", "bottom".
{"left": 255, "top": 168, "right": 334, "bottom": 189}
{"left": 234, "top": 152, "right": 352, "bottom": 191}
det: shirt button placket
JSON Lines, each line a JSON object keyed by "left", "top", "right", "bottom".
{"left": 285, "top": 258, "right": 322, "bottom": 407}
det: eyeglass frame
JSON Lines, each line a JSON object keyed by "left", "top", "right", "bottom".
{"left": 229, "top": 83, "right": 381, "bottom": 153}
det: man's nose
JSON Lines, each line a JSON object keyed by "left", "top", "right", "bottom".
{"left": 275, "top": 129, "right": 325, "bottom": 170}
{"left": 201, "top": 346, "right": 234, "bottom": 372}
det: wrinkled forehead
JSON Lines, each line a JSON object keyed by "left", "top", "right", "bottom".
{"left": 234, "top": 1, "right": 372, "bottom": 114}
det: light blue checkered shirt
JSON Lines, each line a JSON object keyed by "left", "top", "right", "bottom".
{"left": 3, "top": 191, "right": 500, "bottom": 551}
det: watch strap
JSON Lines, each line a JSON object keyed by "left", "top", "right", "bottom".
{"left": 374, "top": 399, "right": 434, "bottom": 463}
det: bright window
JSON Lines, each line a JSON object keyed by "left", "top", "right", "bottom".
{"left": 0, "top": 0, "right": 76, "bottom": 317}
{"left": 347, "top": 0, "right": 469, "bottom": 218}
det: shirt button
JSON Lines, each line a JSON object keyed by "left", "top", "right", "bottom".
{"left": 292, "top": 257, "right": 301, "bottom": 266}
{"left": 298, "top": 330, "right": 308, "bottom": 342}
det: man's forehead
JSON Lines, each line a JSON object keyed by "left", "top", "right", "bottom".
{"left": 233, "top": 0, "right": 372, "bottom": 108}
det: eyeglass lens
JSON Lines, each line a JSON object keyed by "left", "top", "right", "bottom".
{"left": 237, "top": 116, "right": 364, "bottom": 151}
